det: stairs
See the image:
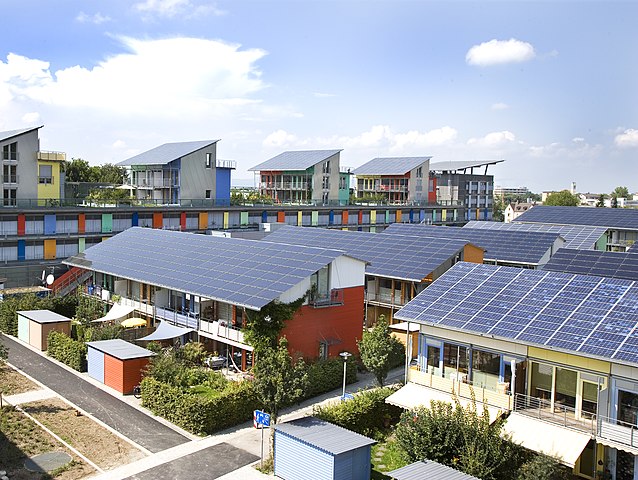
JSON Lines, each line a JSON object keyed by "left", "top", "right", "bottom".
{"left": 50, "top": 267, "right": 92, "bottom": 297}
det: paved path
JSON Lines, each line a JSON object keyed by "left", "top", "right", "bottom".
{"left": 1, "top": 334, "right": 189, "bottom": 453}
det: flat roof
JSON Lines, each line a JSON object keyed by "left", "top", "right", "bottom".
{"left": 275, "top": 416, "right": 376, "bottom": 455}
{"left": 117, "top": 140, "right": 219, "bottom": 166}
{"left": 86, "top": 339, "right": 155, "bottom": 360}
{"left": 353, "top": 157, "right": 431, "bottom": 176}
{"left": 516, "top": 205, "right": 638, "bottom": 231}
{"left": 249, "top": 150, "right": 342, "bottom": 172}
{"left": 17, "top": 309, "right": 71, "bottom": 324}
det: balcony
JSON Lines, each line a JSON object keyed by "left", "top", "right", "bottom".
{"left": 216, "top": 159, "right": 237, "bottom": 169}
{"left": 310, "top": 288, "right": 344, "bottom": 308}
{"left": 260, "top": 182, "right": 309, "bottom": 191}
{"left": 597, "top": 416, "right": 638, "bottom": 453}
{"left": 37, "top": 151, "right": 66, "bottom": 162}
{"left": 199, "top": 319, "right": 248, "bottom": 346}
{"left": 155, "top": 305, "right": 199, "bottom": 329}
{"left": 366, "top": 288, "right": 403, "bottom": 306}
{"left": 512, "top": 393, "right": 595, "bottom": 434}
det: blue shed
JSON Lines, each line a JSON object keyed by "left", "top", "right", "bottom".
{"left": 274, "top": 416, "right": 376, "bottom": 480}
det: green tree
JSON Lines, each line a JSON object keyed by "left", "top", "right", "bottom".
{"left": 357, "top": 316, "right": 405, "bottom": 386}
{"left": 613, "top": 186, "right": 630, "bottom": 199}
{"left": 243, "top": 296, "right": 306, "bottom": 354}
{"left": 252, "top": 337, "right": 309, "bottom": 424}
{"left": 611, "top": 194, "right": 619, "bottom": 208}
{"left": 596, "top": 193, "right": 607, "bottom": 207}
{"left": 64, "top": 158, "right": 92, "bottom": 182}
{"left": 64, "top": 158, "right": 128, "bottom": 184}
{"left": 86, "top": 187, "right": 132, "bottom": 204}
{"left": 543, "top": 190, "right": 579, "bottom": 206}
{"left": 493, "top": 196, "right": 505, "bottom": 222}
{"left": 517, "top": 453, "right": 569, "bottom": 480}
{"left": 75, "top": 296, "right": 104, "bottom": 326}
{"left": 95, "top": 163, "right": 128, "bottom": 184}
{"left": 0, "top": 341, "right": 7, "bottom": 363}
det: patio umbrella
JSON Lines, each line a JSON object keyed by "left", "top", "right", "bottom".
{"left": 121, "top": 318, "right": 147, "bottom": 328}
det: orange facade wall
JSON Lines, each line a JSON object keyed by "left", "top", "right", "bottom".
{"left": 78, "top": 213, "right": 85, "bottom": 234}
{"left": 104, "top": 355, "right": 149, "bottom": 394}
{"left": 152, "top": 212, "right": 163, "bottom": 229}
{"left": 463, "top": 244, "right": 485, "bottom": 264}
{"left": 277, "top": 211, "right": 285, "bottom": 223}
{"left": 342, "top": 210, "right": 349, "bottom": 224}
{"left": 281, "top": 286, "right": 364, "bottom": 360}
{"left": 180, "top": 212, "right": 187, "bottom": 231}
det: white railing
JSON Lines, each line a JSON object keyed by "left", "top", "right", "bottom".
{"left": 119, "top": 296, "right": 155, "bottom": 316}
{"left": 155, "top": 306, "right": 198, "bottom": 329}
{"left": 200, "top": 319, "right": 247, "bottom": 345}
{"left": 216, "top": 159, "right": 237, "bottom": 169}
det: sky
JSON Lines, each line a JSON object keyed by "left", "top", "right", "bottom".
{"left": 0, "top": 0, "right": 636, "bottom": 193}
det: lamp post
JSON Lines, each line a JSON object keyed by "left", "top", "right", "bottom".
{"left": 340, "top": 351, "right": 352, "bottom": 400}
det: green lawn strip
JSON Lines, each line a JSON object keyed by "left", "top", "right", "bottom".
{"left": 371, "top": 435, "right": 410, "bottom": 479}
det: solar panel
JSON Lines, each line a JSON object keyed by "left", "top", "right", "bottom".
{"left": 541, "top": 248, "right": 638, "bottom": 281}
{"left": 263, "top": 225, "right": 469, "bottom": 282}
{"left": 64, "top": 227, "right": 349, "bottom": 310}
{"left": 394, "top": 262, "right": 638, "bottom": 365}
{"left": 464, "top": 220, "right": 606, "bottom": 250}
{"left": 515, "top": 205, "right": 638, "bottom": 230}
{"left": 384, "top": 223, "right": 562, "bottom": 266}
{"left": 627, "top": 242, "right": 638, "bottom": 253}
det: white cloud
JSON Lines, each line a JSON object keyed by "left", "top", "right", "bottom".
{"left": 467, "top": 131, "right": 516, "bottom": 147}
{"left": 133, "top": 0, "right": 225, "bottom": 18}
{"left": 112, "top": 140, "right": 126, "bottom": 149}
{"left": 21, "top": 112, "right": 40, "bottom": 124}
{"left": 75, "top": 12, "right": 111, "bottom": 24}
{"left": 313, "top": 92, "right": 336, "bottom": 98}
{"left": 466, "top": 39, "right": 536, "bottom": 67}
{"left": 263, "top": 129, "right": 298, "bottom": 148}
{"left": 491, "top": 102, "right": 509, "bottom": 110}
{"left": 572, "top": 137, "right": 585, "bottom": 143}
{"left": 615, "top": 129, "right": 638, "bottom": 148}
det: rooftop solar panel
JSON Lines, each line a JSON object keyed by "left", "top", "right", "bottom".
{"left": 627, "top": 242, "right": 638, "bottom": 253}
{"left": 384, "top": 223, "right": 562, "bottom": 266}
{"left": 249, "top": 150, "right": 342, "bottom": 172}
{"left": 515, "top": 205, "right": 638, "bottom": 231}
{"left": 263, "top": 225, "right": 470, "bottom": 282}
{"left": 353, "top": 157, "right": 431, "bottom": 176}
{"left": 464, "top": 220, "right": 606, "bottom": 250}
{"left": 394, "top": 262, "right": 638, "bottom": 366}
{"left": 63, "top": 227, "right": 351, "bottom": 310}
{"left": 541, "top": 248, "right": 638, "bottom": 281}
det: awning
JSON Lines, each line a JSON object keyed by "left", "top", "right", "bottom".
{"left": 595, "top": 420, "right": 638, "bottom": 456}
{"left": 389, "top": 322, "right": 420, "bottom": 332}
{"left": 502, "top": 413, "right": 591, "bottom": 467}
{"left": 137, "top": 321, "right": 194, "bottom": 341}
{"left": 93, "top": 303, "right": 134, "bottom": 323}
{"left": 386, "top": 382, "right": 503, "bottom": 424}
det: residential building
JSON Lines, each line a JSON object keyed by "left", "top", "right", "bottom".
{"left": 493, "top": 186, "right": 530, "bottom": 198}
{"left": 384, "top": 223, "right": 564, "bottom": 268}
{"left": 249, "top": 150, "right": 350, "bottom": 205}
{"left": 1, "top": 126, "right": 66, "bottom": 207}
{"left": 390, "top": 262, "right": 638, "bottom": 480}
{"left": 516, "top": 205, "right": 638, "bottom": 251}
{"left": 504, "top": 201, "right": 536, "bottom": 223}
{"left": 118, "top": 140, "right": 235, "bottom": 205}
{"left": 428, "top": 160, "right": 503, "bottom": 221}
{"left": 63, "top": 227, "right": 366, "bottom": 367}
{"left": 262, "top": 225, "right": 484, "bottom": 326}
{"left": 353, "top": 156, "right": 431, "bottom": 204}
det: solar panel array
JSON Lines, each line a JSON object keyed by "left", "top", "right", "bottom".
{"left": 395, "top": 262, "right": 638, "bottom": 365}
{"left": 627, "top": 242, "right": 638, "bottom": 253}
{"left": 464, "top": 220, "right": 606, "bottom": 250}
{"left": 384, "top": 223, "right": 561, "bottom": 265}
{"left": 249, "top": 150, "right": 342, "bottom": 172}
{"left": 64, "top": 227, "right": 347, "bottom": 310}
{"left": 263, "top": 225, "right": 469, "bottom": 281}
{"left": 515, "top": 205, "right": 638, "bottom": 230}
{"left": 353, "top": 157, "right": 431, "bottom": 176}
{"left": 541, "top": 248, "right": 638, "bottom": 281}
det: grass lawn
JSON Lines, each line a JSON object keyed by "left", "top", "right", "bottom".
{"left": 371, "top": 435, "right": 410, "bottom": 479}
{"left": 0, "top": 364, "right": 38, "bottom": 396}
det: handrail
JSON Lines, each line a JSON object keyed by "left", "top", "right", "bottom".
{"left": 512, "top": 393, "right": 596, "bottom": 435}
{"left": 51, "top": 267, "right": 88, "bottom": 296}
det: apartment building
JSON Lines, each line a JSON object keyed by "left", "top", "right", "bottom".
{"left": 353, "top": 156, "right": 431, "bottom": 204}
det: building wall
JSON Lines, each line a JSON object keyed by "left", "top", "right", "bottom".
{"left": 274, "top": 431, "right": 334, "bottom": 480}
{"left": 4, "top": 129, "right": 40, "bottom": 200}
{"left": 180, "top": 143, "right": 217, "bottom": 201}
{"left": 311, "top": 152, "right": 341, "bottom": 202}
{"left": 103, "top": 354, "right": 150, "bottom": 394}
{"left": 39, "top": 321, "right": 71, "bottom": 351}
{"left": 215, "top": 168, "right": 231, "bottom": 205}
{"left": 37, "top": 160, "right": 62, "bottom": 201}
{"left": 407, "top": 159, "right": 430, "bottom": 203}
{"left": 282, "top": 285, "right": 364, "bottom": 360}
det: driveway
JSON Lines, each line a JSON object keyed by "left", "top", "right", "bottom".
{"left": 1, "top": 334, "right": 189, "bottom": 453}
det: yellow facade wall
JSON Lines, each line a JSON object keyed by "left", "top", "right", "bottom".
{"left": 370, "top": 210, "right": 377, "bottom": 224}
{"left": 297, "top": 211, "right": 303, "bottom": 226}
{"left": 198, "top": 212, "right": 208, "bottom": 229}
{"left": 37, "top": 161, "right": 61, "bottom": 202}
{"left": 43, "top": 239, "right": 56, "bottom": 260}
{"left": 223, "top": 211, "right": 229, "bottom": 229}
{"left": 528, "top": 346, "right": 611, "bottom": 374}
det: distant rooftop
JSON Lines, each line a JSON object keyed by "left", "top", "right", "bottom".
{"left": 0, "top": 126, "right": 42, "bottom": 143}
{"left": 353, "top": 156, "right": 431, "bottom": 176}
{"left": 249, "top": 150, "right": 342, "bottom": 172}
{"left": 516, "top": 205, "right": 638, "bottom": 231}
{"left": 117, "top": 140, "right": 220, "bottom": 166}
{"left": 429, "top": 159, "right": 504, "bottom": 172}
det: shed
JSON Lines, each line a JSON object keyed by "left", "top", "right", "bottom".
{"left": 86, "top": 339, "right": 155, "bottom": 394}
{"left": 388, "top": 460, "right": 481, "bottom": 480}
{"left": 17, "top": 310, "right": 72, "bottom": 351}
{"left": 274, "top": 416, "right": 376, "bottom": 480}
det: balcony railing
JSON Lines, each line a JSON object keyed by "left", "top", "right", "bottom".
{"left": 260, "top": 182, "right": 309, "bottom": 190}
{"left": 366, "top": 289, "right": 403, "bottom": 306}
{"left": 216, "top": 159, "right": 237, "bottom": 169}
{"left": 513, "top": 393, "right": 596, "bottom": 434}
{"left": 37, "top": 151, "right": 66, "bottom": 162}
{"left": 38, "top": 176, "right": 54, "bottom": 184}
{"left": 310, "top": 288, "right": 344, "bottom": 308}
{"left": 597, "top": 415, "right": 638, "bottom": 450}
{"left": 155, "top": 305, "right": 199, "bottom": 329}
{"left": 199, "top": 320, "right": 247, "bottom": 345}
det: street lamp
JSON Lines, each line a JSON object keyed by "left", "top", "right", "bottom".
{"left": 340, "top": 351, "right": 352, "bottom": 400}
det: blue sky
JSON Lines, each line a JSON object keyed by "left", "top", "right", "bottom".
{"left": 0, "top": 1, "right": 636, "bottom": 192}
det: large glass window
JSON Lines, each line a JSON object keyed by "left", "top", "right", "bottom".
{"left": 311, "top": 265, "right": 329, "bottom": 302}
{"left": 443, "top": 343, "right": 469, "bottom": 380}
{"left": 427, "top": 345, "right": 441, "bottom": 375}
{"left": 581, "top": 382, "right": 599, "bottom": 418}
{"left": 472, "top": 349, "right": 501, "bottom": 390}
{"left": 555, "top": 367, "right": 578, "bottom": 410}
{"left": 530, "top": 362, "right": 553, "bottom": 400}
{"left": 618, "top": 390, "right": 638, "bottom": 426}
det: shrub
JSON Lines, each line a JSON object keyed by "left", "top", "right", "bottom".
{"left": 313, "top": 386, "right": 402, "bottom": 438}
{"left": 47, "top": 331, "right": 87, "bottom": 372}
{"left": 517, "top": 454, "right": 570, "bottom": 480}
{"left": 0, "top": 294, "right": 78, "bottom": 336}
{"left": 304, "top": 357, "right": 357, "bottom": 399}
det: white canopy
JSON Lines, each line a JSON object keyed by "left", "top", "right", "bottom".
{"left": 93, "top": 303, "right": 134, "bottom": 323}
{"left": 137, "top": 321, "right": 194, "bottom": 341}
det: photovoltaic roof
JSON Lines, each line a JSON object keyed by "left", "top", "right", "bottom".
{"left": 353, "top": 157, "right": 431, "bottom": 176}
{"left": 628, "top": 243, "right": 638, "bottom": 253}
{"left": 515, "top": 205, "right": 638, "bottom": 231}
{"left": 63, "top": 227, "right": 350, "bottom": 310}
{"left": 429, "top": 159, "right": 504, "bottom": 172}
{"left": 263, "top": 225, "right": 471, "bottom": 282}
{"left": 249, "top": 150, "right": 342, "bottom": 171}
{"left": 384, "top": 223, "right": 562, "bottom": 266}
{"left": 541, "top": 248, "right": 638, "bottom": 282}
{"left": 395, "top": 262, "right": 638, "bottom": 366}
{"left": 117, "top": 140, "right": 219, "bottom": 166}
{"left": 464, "top": 220, "right": 606, "bottom": 250}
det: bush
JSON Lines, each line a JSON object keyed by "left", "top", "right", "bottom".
{"left": 304, "top": 357, "right": 357, "bottom": 399}
{"left": 0, "top": 294, "right": 78, "bottom": 336}
{"left": 140, "top": 377, "right": 259, "bottom": 435}
{"left": 517, "top": 454, "right": 570, "bottom": 480}
{"left": 313, "top": 386, "right": 402, "bottom": 438}
{"left": 47, "top": 331, "right": 87, "bottom": 372}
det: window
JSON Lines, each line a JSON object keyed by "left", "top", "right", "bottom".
{"left": 2, "top": 142, "right": 17, "bottom": 161}
{"left": 471, "top": 349, "right": 501, "bottom": 390}
{"left": 416, "top": 166, "right": 422, "bottom": 178}
{"left": 323, "top": 160, "right": 331, "bottom": 174}
{"left": 311, "top": 265, "right": 329, "bottom": 301}
{"left": 206, "top": 153, "right": 212, "bottom": 168}
{"left": 205, "top": 190, "right": 211, "bottom": 199}
{"left": 3, "top": 165, "right": 16, "bottom": 183}
{"left": 443, "top": 343, "right": 469, "bottom": 379}
{"left": 38, "top": 165, "right": 53, "bottom": 184}
{"left": 3, "top": 188, "right": 16, "bottom": 206}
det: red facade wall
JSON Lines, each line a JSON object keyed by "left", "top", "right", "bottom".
{"left": 104, "top": 355, "right": 149, "bottom": 394}
{"left": 17, "top": 214, "right": 25, "bottom": 236}
{"left": 281, "top": 286, "right": 364, "bottom": 360}
{"left": 180, "top": 212, "right": 187, "bottom": 231}
{"left": 77, "top": 213, "right": 85, "bottom": 234}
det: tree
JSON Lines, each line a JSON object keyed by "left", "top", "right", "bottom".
{"left": 63, "top": 158, "right": 128, "bottom": 184}
{"left": 243, "top": 296, "right": 306, "bottom": 354}
{"left": 611, "top": 194, "right": 619, "bottom": 208}
{"left": 86, "top": 187, "right": 132, "bottom": 204}
{"left": 543, "top": 190, "right": 579, "bottom": 206}
{"left": 95, "top": 163, "right": 128, "bottom": 184}
{"left": 0, "top": 341, "right": 7, "bottom": 363}
{"left": 251, "top": 337, "right": 309, "bottom": 424}
{"left": 75, "top": 296, "right": 104, "bottom": 326}
{"left": 613, "top": 186, "right": 630, "bottom": 199}
{"left": 596, "top": 193, "right": 607, "bottom": 208}
{"left": 357, "top": 316, "right": 405, "bottom": 386}
{"left": 493, "top": 196, "right": 505, "bottom": 222}
{"left": 517, "top": 453, "right": 569, "bottom": 480}
{"left": 64, "top": 158, "right": 92, "bottom": 182}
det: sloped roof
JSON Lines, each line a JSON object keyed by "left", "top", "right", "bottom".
{"left": 117, "top": 140, "right": 219, "bottom": 166}
{"left": 249, "top": 150, "right": 342, "bottom": 171}
{"left": 389, "top": 461, "right": 480, "bottom": 480}
{"left": 353, "top": 157, "right": 431, "bottom": 176}
{"left": 429, "top": 159, "right": 504, "bottom": 172}
{"left": 0, "top": 126, "right": 42, "bottom": 142}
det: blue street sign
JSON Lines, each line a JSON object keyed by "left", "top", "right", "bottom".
{"left": 341, "top": 393, "right": 354, "bottom": 402}
{"left": 254, "top": 410, "right": 271, "bottom": 427}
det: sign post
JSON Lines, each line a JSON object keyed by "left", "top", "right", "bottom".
{"left": 254, "top": 410, "right": 271, "bottom": 469}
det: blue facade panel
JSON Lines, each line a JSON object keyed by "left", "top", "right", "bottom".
{"left": 261, "top": 211, "right": 268, "bottom": 223}
{"left": 328, "top": 210, "right": 335, "bottom": 225}
{"left": 274, "top": 431, "right": 333, "bottom": 480}
{"left": 215, "top": 168, "right": 231, "bottom": 206}
{"left": 44, "top": 214, "right": 56, "bottom": 235}
{"left": 87, "top": 346, "right": 105, "bottom": 383}
{"left": 131, "top": 212, "right": 139, "bottom": 227}
{"left": 17, "top": 239, "right": 25, "bottom": 260}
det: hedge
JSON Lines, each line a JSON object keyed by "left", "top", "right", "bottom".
{"left": 313, "top": 386, "right": 403, "bottom": 438}
{"left": 304, "top": 357, "right": 357, "bottom": 399}
{"left": 47, "top": 331, "right": 87, "bottom": 372}
{"left": 140, "top": 377, "right": 260, "bottom": 435}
